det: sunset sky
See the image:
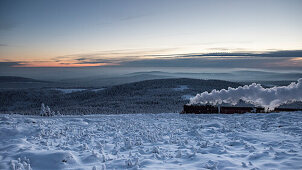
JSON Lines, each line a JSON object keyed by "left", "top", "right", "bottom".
{"left": 1, "top": 0, "right": 302, "bottom": 70}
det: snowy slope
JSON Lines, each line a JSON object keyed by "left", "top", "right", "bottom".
{"left": 1, "top": 112, "right": 302, "bottom": 169}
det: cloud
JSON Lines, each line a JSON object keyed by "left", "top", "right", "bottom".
{"left": 121, "top": 56, "right": 302, "bottom": 70}
{"left": 75, "top": 58, "right": 120, "bottom": 64}
{"left": 178, "top": 50, "right": 302, "bottom": 58}
{"left": 3, "top": 49, "right": 302, "bottom": 69}
{"left": 52, "top": 48, "right": 179, "bottom": 65}
{"left": 39, "top": 49, "right": 302, "bottom": 69}
{"left": 143, "top": 50, "right": 302, "bottom": 60}
{"left": 0, "top": 62, "right": 24, "bottom": 67}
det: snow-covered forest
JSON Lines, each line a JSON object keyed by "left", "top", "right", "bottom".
{"left": 2, "top": 78, "right": 301, "bottom": 115}
{"left": 1, "top": 78, "right": 302, "bottom": 170}
{"left": 0, "top": 79, "right": 243, "bottom": 114}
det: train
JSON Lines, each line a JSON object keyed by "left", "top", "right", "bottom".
{"left": 181, "top": 104, "right": 302, "bottom": 114}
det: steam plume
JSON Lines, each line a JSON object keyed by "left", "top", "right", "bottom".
{"left": 190, "top": 78, "right": 302, "bottom": 110}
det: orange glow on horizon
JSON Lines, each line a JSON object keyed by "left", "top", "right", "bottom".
{"left": 13, "top": 62, "right": 119, "bottom": 67}
{"left": 290, "top": 57, "right": 302, "bottom": 61}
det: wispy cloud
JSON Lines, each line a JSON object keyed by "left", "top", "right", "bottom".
{"left": 179, "top": 50, "right": 302, "bottom": 58}
{"left": 121, "top": 57, "right": 302, "bottom": 70}
{"left": 0, "top": 62, "right": 24, "bottom": 67}
{"left": 2, "top": 49, "right": 302, "bottom": 69}
{"left": 119, "top": 49, "right": 302, "bottom": 69}
{"left": 52, "top": 48, "right": 179, "bottom": 66}
{"left": 143, "top": 50, "right": 302, "bottom": 59}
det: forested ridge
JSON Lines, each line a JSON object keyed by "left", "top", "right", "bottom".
{"left": 0, "top": 78, "right": 246, "bottom": 114}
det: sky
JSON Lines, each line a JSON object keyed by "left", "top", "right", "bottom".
{"left": 0, "top": 0, "right": 302, "bottom": 71}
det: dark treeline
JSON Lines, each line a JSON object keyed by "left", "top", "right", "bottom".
{"left": 1, "top": 78, "right": 244, "bottom": 115}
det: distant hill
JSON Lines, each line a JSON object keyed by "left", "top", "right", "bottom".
{"left": 2, "top": 69, "right": 301, "bottom": 88}
{"left": 58, "top": 73, "right": 172, "bottom": 87}
{"left": 0, "top": 76, "right": 59, "bottom": 89}
{"left": 0, "top": 76, "right": 48, "bottom": 83}
{"left": 121, "top": 70, "right": 302, "bottom": 82}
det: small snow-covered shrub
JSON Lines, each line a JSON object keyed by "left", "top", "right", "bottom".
{"left": 40, "top": 103, "right": 57, "bottom": 116}
{"left": 10, "top": 157, "right": 32, "bottom": 170}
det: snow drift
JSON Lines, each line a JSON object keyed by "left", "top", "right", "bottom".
{"left": 190, "top": 78, "right": 302, "bottom": 110}
{"left": 1, "top": 113, "right": 302, "bottom": 169}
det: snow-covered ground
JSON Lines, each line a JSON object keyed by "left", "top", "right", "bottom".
{"left": 53, "top": 88, "right": 106, "bottom": 94}
{"left": 173, "top": 85, "right": 189, "bottom": 91}
{"left": 1, "top": 112, "right": 302, "bottom": 170}
{"left": 53, "top": 88, "right": 87, "bottom": 94}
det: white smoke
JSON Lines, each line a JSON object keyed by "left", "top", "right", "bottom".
{"left": 190, "top": 78, "right": 302, "bottom": 110}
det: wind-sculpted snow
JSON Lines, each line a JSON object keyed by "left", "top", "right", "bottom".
{"left": 1, "top": 113, "right": 302, "bottom": 169}
{"left": 190, "top": 78, "right": 302, "bottom": 110}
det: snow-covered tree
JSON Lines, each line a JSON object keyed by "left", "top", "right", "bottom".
{"left": 40, "top": 103, "right": 56, "bottom": 116}
{"left": 40, "top": 103, "right": 46, "bottom": 116}
{"left": 46, "top": 106, "right": 51, "bottom": 116}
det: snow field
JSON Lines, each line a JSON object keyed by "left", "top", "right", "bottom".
{"left": 1, "top": 112, "right": 302, "bottom": 169}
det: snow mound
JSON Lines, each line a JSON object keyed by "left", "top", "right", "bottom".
{"left": 14, "top": 151, "right": 79, "bottom": 170}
